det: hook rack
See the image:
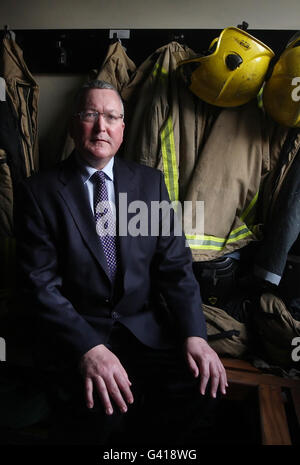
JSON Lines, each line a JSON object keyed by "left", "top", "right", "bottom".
{"left": 0, "top": 28, "right": 296, "bottom": 74}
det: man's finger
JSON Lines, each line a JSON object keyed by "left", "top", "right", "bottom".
{"left": 85, "top": 377, "right": 94, "bottom": 409}
{"left": 118, "top": 379, "right": 134, "bottom": 406}
{"left": 93, "top": 376, "right": 114, "bottom": 415}
{"left": 219, "top": 366, "right": 228, "bottom": 395}
{"left": 199, "top": 367, "right": 210, "bottom": 395}
{"left": 106, "top": 376, "right": 132, "bottom": 413}
{"left": 209, "top": 367, "right": 220, "bottom": 398}
{"left": 186, "top": 352, "right": 199, "bottom": 378}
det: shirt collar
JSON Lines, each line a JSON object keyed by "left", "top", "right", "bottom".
{"left": 76, "top": 154, "right": 115, "bottom": 183}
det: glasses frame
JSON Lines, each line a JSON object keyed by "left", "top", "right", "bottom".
{"left": 76, "top": 110, "right": 124, "bottom": 124}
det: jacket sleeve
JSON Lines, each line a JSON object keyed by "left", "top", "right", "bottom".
{"left": 255, "top": 148, "right": 300, "bottom": 283}
{"left": 152, "top": 171, "right": 207, "bottom": 340}
{"left": 14, "top": 180, "right": 104, "bottom": 367}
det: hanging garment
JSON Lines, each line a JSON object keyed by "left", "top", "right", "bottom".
{"left": 95, "top": 41, "right": 136, "bottom": 93}
{"left": 237, "top": 127, "right": 300, "bottom": 368}
{"left": 184, "top": 101, "right": 271, "bottom": 260}
{"left": 0, "top": 34, "right": 39, "bottom": 175}
{"left": 254, "top": 128, "right": 300, "bottom": 284}
{"left": 0, "top": 33, "right": 38, "bottom": 316}
{"left": 121, "top": 41, "right": 212, "bottom": 203}
{"left": 121, "top": 43, "right": 273, "bottom": 261}
{"left": 0, "top": 149, "right": 13, "bottom": 237}
{"left": 0, "top": 95, "right": 28, "bottom": 190}
{"left": 203, "top": 302, "right": 249, "bottom": 359}
{"left": 61, "top": 41, "right": 136, "bottom": 161}
{"left": 252, "top": 292, "right": 300, "bottom": 367}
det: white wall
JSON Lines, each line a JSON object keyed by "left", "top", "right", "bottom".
{"left": 1, "top": 0, "right": 299, "bottom": 30}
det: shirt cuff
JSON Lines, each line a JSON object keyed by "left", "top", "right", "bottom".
{"left": 254, "top": 265, "right": 281, "bottom": 286}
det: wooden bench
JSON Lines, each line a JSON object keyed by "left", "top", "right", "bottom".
{"left": 221, "top": 357, "right": 300, "bottom": 445}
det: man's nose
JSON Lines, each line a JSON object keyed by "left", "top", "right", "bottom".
{"left": 93, "top": 113, "right": 107, "bottom": 131}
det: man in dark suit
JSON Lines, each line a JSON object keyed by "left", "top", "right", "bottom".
{"left": 15, "top": 80, "right": 227, "bottom": 445}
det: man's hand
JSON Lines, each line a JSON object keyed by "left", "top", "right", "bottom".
{"left": 184, "top": 337, "right": 228, "bottom": 398}
{"left": 78, "top": 344, "right": 134, "bottom": 415}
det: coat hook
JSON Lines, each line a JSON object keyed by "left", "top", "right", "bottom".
{"left": 172, "top": 33, "right": 185, "bottom": 44}
{"left": 237, "top": 21, "right": 249, "bottom": 31}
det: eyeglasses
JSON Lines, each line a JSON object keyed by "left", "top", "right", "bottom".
{"left": 76, "top": 111, "right": 124, "bottom": 125}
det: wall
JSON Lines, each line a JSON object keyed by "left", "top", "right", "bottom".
{"left": 1, "top": 0, "right": 299, "bottom": 29}
{"left": 1, "top": 0, "right": 299, "bottom": 166}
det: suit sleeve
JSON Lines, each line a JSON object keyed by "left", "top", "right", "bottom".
{"left": 153, "top": 171, "right": 207, "bottom": 340}
{"left": 14, "top": 180, "right": 104, "bottom": 367}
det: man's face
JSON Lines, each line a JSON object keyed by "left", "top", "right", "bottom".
{"left": 70, "top": 88, "right": 125, "bottom": 168}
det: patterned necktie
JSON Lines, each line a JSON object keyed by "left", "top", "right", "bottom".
{"left": 92, "top": 170, "right": 117, "bottom": 281}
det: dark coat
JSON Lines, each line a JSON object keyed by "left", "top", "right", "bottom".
{"left": 14, "top": 153, "right": 206, "bottom": 369}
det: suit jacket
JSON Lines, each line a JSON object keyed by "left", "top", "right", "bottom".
{"left": 15, "top": 153, "right": 206, "bottom": 368}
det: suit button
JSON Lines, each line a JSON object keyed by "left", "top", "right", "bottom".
{"left": 111, "top": 311, "right": 120, "bottom": 320}
{"left": 104, "top": 298, "right": 110, "bottom": 304}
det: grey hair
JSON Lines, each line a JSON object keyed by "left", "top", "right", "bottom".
{"left": 74, "top": 79, "right": 124, "bottom": 115}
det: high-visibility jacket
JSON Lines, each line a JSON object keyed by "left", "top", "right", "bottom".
{"left": 61, "top": 41, "right": 136, "bottom": 161}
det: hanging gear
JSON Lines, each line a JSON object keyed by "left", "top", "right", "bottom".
{"left": 178, "top": 26, "right": 274, "bottom": 107}
{"left": 252, "top": 292, "right": 300, "bottom": 367}
{"left": 203, "top": 302, "right": 249, "bottom": 358}
{"left": 263, "top": 32, "right": 300, "bottom": 128}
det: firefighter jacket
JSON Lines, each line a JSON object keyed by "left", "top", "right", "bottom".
{"left": 185, "top": 102, "right": 271, "bottom": 261}
{"left": 254, "top": 127, "right": 300, "bottom": 284}
{"left": 0, "top": 34, "right": 39, "bottom": 176}
{"left": 121, "top": 41, "right": 212, "bottom": 204}
{"left": 95, "top": 41, "right": 136, "bottom": 93}
{"left": 121, "top": 44, "right": 271, "bottom": 261}
{"left": 61, "top": 41, "right": 136, "bottom": 161}
{"left": 0, "top": 33, "right": 38, "bottom": 302}
{"left": 0, "top": 34, "right": 39, "bottom": 237}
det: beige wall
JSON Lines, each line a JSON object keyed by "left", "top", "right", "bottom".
{"left": 1, "top": 0, "right": 299, "bottom": 29}
{"left": 35, "top": 74, "right": 86, "bottom": 168}
{"left": 1, "top": 0, "right": 299, "bottom": 166}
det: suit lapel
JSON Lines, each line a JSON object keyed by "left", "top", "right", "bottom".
{"left": 114, "top": 157, "right": 138, "bottom": 284}
{"left": 57, "top": 153, "right": 111, "bottom": 281}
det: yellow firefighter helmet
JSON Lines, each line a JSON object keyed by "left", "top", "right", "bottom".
{"left": 263, "top": 32, "right": 300, "bottom": 127}
{"left": 179, "top": 27, "right": 274, "bottom": 107}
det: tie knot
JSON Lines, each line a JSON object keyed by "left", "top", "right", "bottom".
{"left": 93, "top": 170, "right": 106, "bottom": 184}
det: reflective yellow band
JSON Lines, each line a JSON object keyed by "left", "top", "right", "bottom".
{"left": 152, "top": 63, "right": 168, "bottom": 78}
{"left": 161, "top": 115, "right": 179, "bottom": 202}
{"left": 152, "top": 63, "right": 178, "bottom": 202}
{"left": 240, "top": 191, "right": 258, "bottom": 223}
{"left": 186, "top": 225, "right": 253, "bottom": 250}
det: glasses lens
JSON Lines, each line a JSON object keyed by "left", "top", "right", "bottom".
{"left": 79, "top": 111, "right": 122, "bottom": 123}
